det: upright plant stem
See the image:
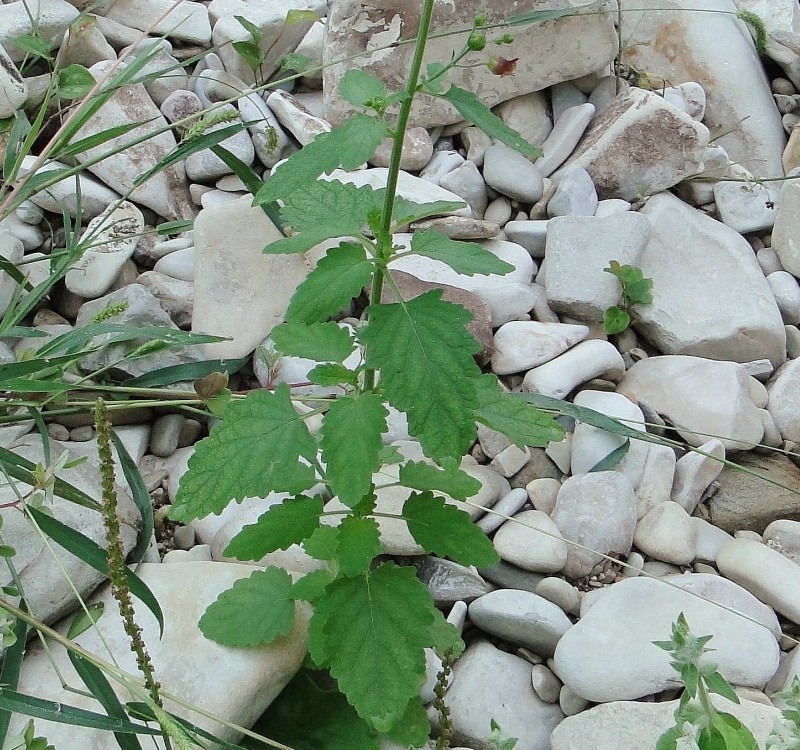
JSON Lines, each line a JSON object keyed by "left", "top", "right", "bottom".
{"left": 365, "top": 0, "right": 436, "bottom": 391}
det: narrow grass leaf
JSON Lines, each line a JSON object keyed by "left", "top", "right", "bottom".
{"left": 110, "top": 431, "right": 153, "bottom": 564}
{"left": 25, "top": 404, "right": 51, "bottom": 465}
{"left": 310, "top": 562, "right": 435, "bottom": 732}
{"left": 68, "top": 652, "right": 142, "bottom": 750}
{"left": 0, "top": 602, "right": 27, "bottom": 748}
{"left": 199, "top": 567, "right": 295, "bottom": 647}
{"left": 171, "top": 385, "right": 318, "bottom": 522}
{"left": 320, "top": 393, "right": 386, "bottom": 507}
{"left": 410, "top": 229, "right": 514, "bottom": 276}
{"left": 133, "top": 124, "right": 246, "bottom": 188}
{"left": 57, "top": 121, "right": 148, "bottom": 159}
{"left": 155, "top": 219, "right": 193, "bottom": 236}
{"left": 125, "top": 703, "right": 244, "bottom": 750}
{"left": 0, "top": 690, "right": 160, "bottom": 735}
{"left": 254, "top": 114, "right": 387, "bottom": 203}
{"left": 2, "top": 112, "right": 31, "bottom": 180}
{"left": 66, "top": 602, "right": 104, "bottom": 639}
{"left": 285, "top": 242, "right": 373, "bottom": 324}
{"left": 122, "top": 358, "right": 246, "bottom": 387}
{"left": 404, "top": 491, "right": 498, "bottom": 567}
{"left": 223, "top": 495, "right": 324, "bottom": 560}
{"left": 271, "top": 321, "right": 355, "bottom": 362}
{"left": 209, "top": 145, "right": 285, "bottom": 230}
{"left": 398, "top": 461, "right": 480, "bottom": 501}
{"left": 359, "top": 291, "right": 481, "bottom": 463}
{"left": 26, "top": 506, "right": 164, "bottom": 636}
{"left": 588, "top": 439, "right": 630, "bottom": 472}
{"left": 441, "top": 85, "right": 541, "bottom": 159}
{"left": 507, "top": 6, "right": 587, "bottom": 25}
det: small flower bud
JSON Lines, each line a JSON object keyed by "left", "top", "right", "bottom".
{"left": 467, "top": 32, "right": 486, "bottom": 51}
{"left": 487, "top": 57, "right": 519, "bottom": 76}
{"left": 474, "top": 12, "right": 487, "bottom": 27}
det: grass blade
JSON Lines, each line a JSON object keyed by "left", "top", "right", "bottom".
{"left": 209, "top": 144, "right": 285, "bottom": 231}
{"left": 133, "top": 123, "right": 247, "bottom": 188}
{"left": 26, "top": 506, "right": 164, "bottom": 636}
{"left": 0, "top": 689, "right": 161, "bottom": 735}
{"left": 57, "top": 120, "right": 153, "bottom": 160}
{"left": 110, "top": 431, "right": 153, "bottom": 565}
{"left": 0, "top": 602, "right": 28, "bottom": 748}
{"left": 122, "top": 357, "right": 247, "bottom": 387}
{"left": 68, "top": 652, "right": 143, "bottom": 750}
{"left": 126, "top": 703, "right": 246, "bottom": 750}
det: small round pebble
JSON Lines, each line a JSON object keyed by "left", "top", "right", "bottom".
{"left": 69, "top": 426, "right": 94, "bottom": 442}
{"left": 46, "top": 423, "right": 70, "bottom": 441}
{"left": 531, "top": 664, "right": 562, "bottom": 703}
{"left": 536, "top": 577, "right": 580, "bottom": 613}
{"left": 559, "top": 684, "right": 589, "bottom": 716}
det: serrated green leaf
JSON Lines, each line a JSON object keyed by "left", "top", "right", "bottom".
{"left": 603, "top": 305, "right": 630, "bottom": 335}
{"left": 320, "top": 393, "right": 387, "bottom": 507}
{"left": 286, "top": 242, "right": 373, "bottom": 324}
{"left": 272, "top": 322, "right": 355, "bottom": 362}
{"left": 247, "top": 671, "right": 380, "bottom": 750}
{"left": 265, "top": 180, "right": 381, "bottom": 254}
{"left": 309, "top": 562, "right": 436, "bottom": 732}
{"left": 291, "top": 570, "right": 334, "bottom": 603}
{"left": 404, "top": 491, "right": 498, "bottom": 567}
{"left": 428, "top": 607, "right": 465, "bottom": 659}
{"left": 474, "top": 374, "right": 566, "bottom": 448}
{"left": 588, "top": 438, "right": 630, "bottom": 472}
{"left": 359, "top": 291, "right": 481, "bottom": 462}
{"left": 339, "top": 70, "right": 387, "bottom": 108}
{"left": 410, "top": 230, "right": 514, "bottom": 276}
{"left": 383, "top": 697, "right": 430, "bottom": 749}
{"left": 308, "top": 363, "right": 359, "bottom": 387}
{"left": 57, "top": 64, "right": 95, "bottom": 100}
{"left": 223, "top": 495, "right": 324, "bottom": 560}
{"left": 398, "top": 461, "right": 480, "bottom": 501}
{"left": 704, "top": 670, "right": 740, "bottom": 703}
{"left": 303, "top": 525, "right": 340, "bottom": 561}
{"left": 285, "top": 179, "right": 378, "bottom": 234}
{"left": 199, "top": 567, "right": 295, "bottom": 647}
{"left": 377, "top": 445, "right": 404, "bottom": 466}
{"left": 391, "top": 196, "right": 467, "bottom": 227}
{"left": 255, "top": 114, "right": 388, "bottom": 203}
{"left": 441, "top": 85, "right": 541, "bottom": 159}
{"left": 335, "top": 516, "right": 381, "bottom": 576}
{"left": 171, "top": 385, "right": 318, "bottom": 522}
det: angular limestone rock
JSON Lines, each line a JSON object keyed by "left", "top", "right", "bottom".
{"left": 323, "top": 0, "right": 617, "bottom": 127}
{"left": 562, "top": 87, "right": 709, "bottom": 200}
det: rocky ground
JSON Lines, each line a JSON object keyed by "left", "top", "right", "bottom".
{"left": 3, "top": 0, "right": 800, "bottom": 748}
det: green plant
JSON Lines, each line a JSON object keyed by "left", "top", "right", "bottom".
{"left": 654, "top": 613, "right": 758, "bottom": 750}
{"left": 767, "top": 677, "right": 800, "bottom": 750}
{"left": 603, "top": 260, "right": 654, "bottom": 335}
{"left": 169, "top": 2, "right": 567, "bottom": 744}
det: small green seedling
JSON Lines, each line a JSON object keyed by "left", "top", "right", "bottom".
{"left": 486, "top": 719, "right": 518, "bottom": 750}
{"left": 767, "top": 676, "right": 800, "bottom": 750}
{"left": 603, "top": 260, "right": 653, "bottom": 335}
{"left": 654, "top": 613, "right": 758, "bottom": 750}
